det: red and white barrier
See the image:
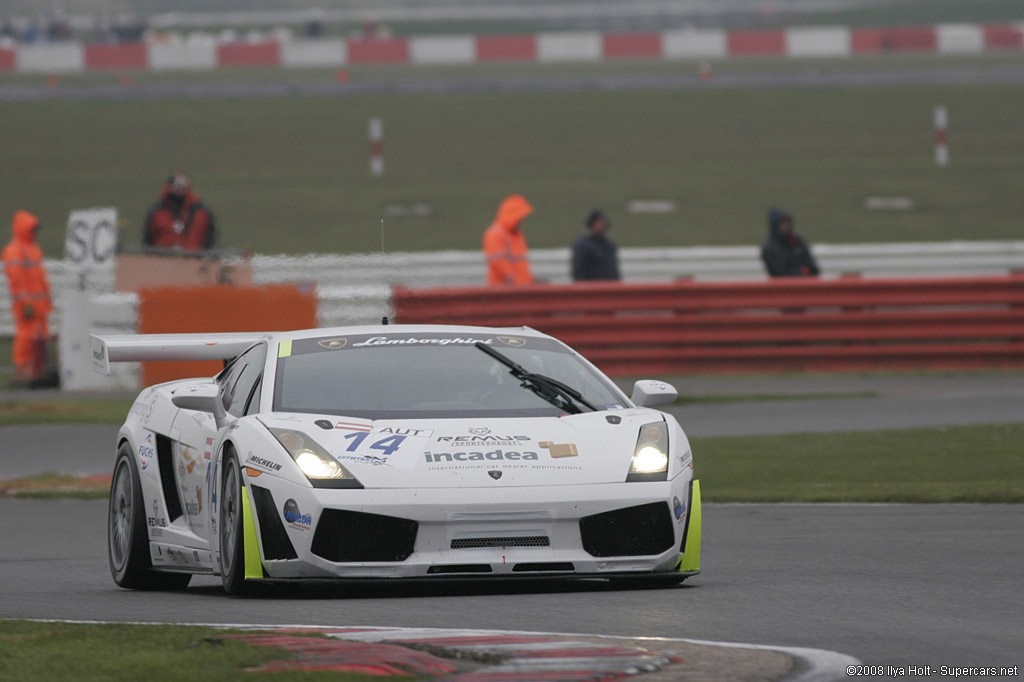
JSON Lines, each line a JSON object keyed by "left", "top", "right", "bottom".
{"left": 149, "top": 41, "right": 216, "bottom": 70}
{"left": 409, "top": 35, "right": 475, "bottom": 65}
{"left": 937, "top": 24, "right": 985, "bottom": 53}
{"left": 786, "top": 27, "right": 851, "bottom": 58}
{"left": 662, "top": 29, "right": 727, "bottom": 59}
{"left": 537, "top": 32, "right": 602, "bottom": 62}
{"left": 0, "top": 22, "right": 1020, "bottom": 74}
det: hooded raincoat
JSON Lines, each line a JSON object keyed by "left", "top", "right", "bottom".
{"left": 143, "top": 180, "right": 217, "bottom": 252}
{"left": 760, "top": 208, "right": 819, "bottom": 278}
{"left": 2, "top": 210, "right": 52, "bottom": 380}
{"left": 483, "top": 194, "right": 535, "bottom": 285}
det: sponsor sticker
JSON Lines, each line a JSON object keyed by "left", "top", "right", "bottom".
{"left": 424, "top": 449, "right": 539, "bottom": 463}
{"left": 138, "top": 433, "right": 155, "bottom": 471}
{"left": 148, "top": 498, "right": 166, "bottom": 528}
{"left": 317, "top": 338, "right": 348, "bottom": 350}
{"left": 245, "top": 453, "right": 283, "bottom": 472}
{"left": 337, "top": 426, "right": 433, "bottom": 469}
{"left": 673, "top": 496, "right": 686, "bottom": 520}
{"left": 335, "top": 420, "right": 372, "bottom": 433}
{"left": 436, "top": 429, "right": 532, "bottom": 447}
{"left": 181, "top": 446, "right": 199, "bottom": 474}
{"left": 423, "top": 449, "right": 583, "bottom": 473}
{"left": 130, "top": 394, "right": 158, "bottom": 424}
{"left": 282, "top": 499, "right": 312, "bottom": 531}
{"left": 539, "top": 441, "right": 578, "bottom": 458}
{"left": 204, "top": 437, "right": 214, "bottom": 460}
{"left": 351, "top": 336, "right": 494, "bottom": 348}
{"left": 496, "top": 336, "right": 526, "bottom": 347}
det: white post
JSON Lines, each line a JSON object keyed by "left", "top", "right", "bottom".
{"left": 369, "top": 116, "right": 383, "bottom": 177}
{"left": 934, "top": 105, "right": 948, "bottom": 167}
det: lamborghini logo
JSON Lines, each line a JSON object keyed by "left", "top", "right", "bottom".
{"left": 488, "top": 470, "right": 503, "bottom": 480}
{"left": 317, "top": 338, "right": 348, "bottom": 350}
{"left": 497, "top": 336, "right": 526, "bottom": 347}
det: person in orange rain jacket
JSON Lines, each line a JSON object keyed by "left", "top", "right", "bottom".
{"left": 142, "top": 173, "right": 217, "bottom": 252}
{"left": 483, "top": 194, "right": 535, "bottom": 285}
{"left": 2, "top": 210, "right": 53, "bottom": 384}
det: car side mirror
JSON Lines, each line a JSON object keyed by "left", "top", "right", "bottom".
{"left": 631, "top": 380, "right": 678, "bottom": 408}
{"left": 171, "top": 383, "right": 231, "bottom": 428}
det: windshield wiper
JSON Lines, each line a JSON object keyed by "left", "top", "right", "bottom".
{"left": 474, "top": 342, "right": 597, "bottom": 414}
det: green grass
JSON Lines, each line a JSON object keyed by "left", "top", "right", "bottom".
{"left": 0, "top": 621, "right": 419, "bottom": 682}
{"left": 0, "top": 336, "right": 12, "bottom": 386}
{"left": 0, "top": 399, "right": 134, "bottom": 425}
{"left": 694, "top": 423, "right": 1024, "bottom": 503}
{"left": 3, "top": 78, "right": 1024, "bottom": 257}
{"left": 0, "top": 473, "right": 111, "bottom": 499}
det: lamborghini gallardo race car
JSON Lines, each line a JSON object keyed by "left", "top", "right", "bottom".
{"left": 93, "top": 325, "right": 701, "bottom": 594}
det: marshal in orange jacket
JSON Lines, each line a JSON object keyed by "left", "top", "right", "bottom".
{"left": 2, "top": 210, "right": 52, "bottom": 381}
{"left": 482, "top": 194, "right": 534, "bottom": 286}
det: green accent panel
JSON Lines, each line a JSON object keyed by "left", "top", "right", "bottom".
{"left": 277, "top": 340, "right": 292, "bottom": 358}
{"left": 241, "top": 486, "right": 263, "bottom": 580}
{"left": 679, "top": 479, "right": 702, "bottom": 572}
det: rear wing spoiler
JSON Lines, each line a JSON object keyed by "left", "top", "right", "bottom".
{"left": 90, "top": 333, "right": 270, "bottom": 376}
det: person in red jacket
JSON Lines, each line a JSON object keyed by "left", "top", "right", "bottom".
{"left": 2, "top": 210, "right": 53, "bottom": 384}
{"left": 142, "top": 173, "right": 217, "bottom": 252}
{"left": 483, "top": 194, "right": 534, "bottom": 285}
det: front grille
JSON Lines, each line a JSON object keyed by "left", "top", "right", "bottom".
{"left": 579, "top": 502, "right": 675, "bottom": 558}
{"left": 513, "top": 562, "right": 574, "bottom": 573}
{"left": 311, "top": 509, "right": 417, "bottom": 562}
{"left": 249, "top": 485, "right": 298, "bottom": 561}
{"left": 427, "top": 564, "right": 492, "bottom": 574}
{"left": 451, "top": 536, "right": 550, "bottom": 549}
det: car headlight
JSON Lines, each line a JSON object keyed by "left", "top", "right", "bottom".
{"left": 268, "top": 427, "right": 363, "bottom": 489}
{"left": 626, "top": 421, "right": 669, "bottom": 482}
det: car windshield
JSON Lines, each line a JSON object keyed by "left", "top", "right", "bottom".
{"left": 273, "top": 332, "right": 628, "bottom": 419}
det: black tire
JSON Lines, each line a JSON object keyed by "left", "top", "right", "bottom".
{"left": 219, "top": 445, "right": 252, "bottom": 595}
{"left": 108, "top": 442, "right": 191, "bottom": 591}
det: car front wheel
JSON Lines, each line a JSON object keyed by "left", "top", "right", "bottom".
{"left": 108, "top": 442, "right": 191, "bottom": 591}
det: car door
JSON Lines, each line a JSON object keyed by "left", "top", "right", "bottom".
{"left": 172, "top": 343, "right": 267, "bottom": 543}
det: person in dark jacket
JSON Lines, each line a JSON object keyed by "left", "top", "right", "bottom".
{"left": 142, "top": 173, "right": 217, "bottom": 252}
{"left": 571, "top": 209, "right": 620, "bottom": 281}
{"left": 761, "top": 207, "right": 819, "bottom": 277}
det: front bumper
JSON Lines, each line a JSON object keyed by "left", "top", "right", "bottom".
{"left": 241, "top": 471, "right": 702, "bottom": 580}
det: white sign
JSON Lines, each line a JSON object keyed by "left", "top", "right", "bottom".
{"left": 65, "top": 207, "right": 117, "bottom": 275}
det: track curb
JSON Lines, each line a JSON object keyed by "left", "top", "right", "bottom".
{"left": 20, "top": 620, "right": 856, "bottom": 681}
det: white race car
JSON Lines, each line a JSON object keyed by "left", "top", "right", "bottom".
{"left": 93, "top": 325, "right": 701, "bottom": 594}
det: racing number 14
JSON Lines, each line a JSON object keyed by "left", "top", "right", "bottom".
{"left": 343, "top": 432, "right": 406, "bottom": 456}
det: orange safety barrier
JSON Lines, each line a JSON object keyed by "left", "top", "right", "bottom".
{"left": 137, "top": 284, "right": 317, "bottom": 386}
{"left": 392, "top": 275, "right": 1024, "bottom": 375}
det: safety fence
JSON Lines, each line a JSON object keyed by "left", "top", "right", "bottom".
{"left": 1, "top": 22, "right": 1022, "bottom": 73}
{"left": 3, "top": 240, "right": 1024, "bottom": 336}
{"left": 392, "top": 274, "right": 1024, "bottom": 375}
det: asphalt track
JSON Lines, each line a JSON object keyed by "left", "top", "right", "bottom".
{"left": 1, "top": 499, "right": 1021, "bottom": 680}
{"left": 3, "top": 66, "right": 1024, "bottom": 102}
